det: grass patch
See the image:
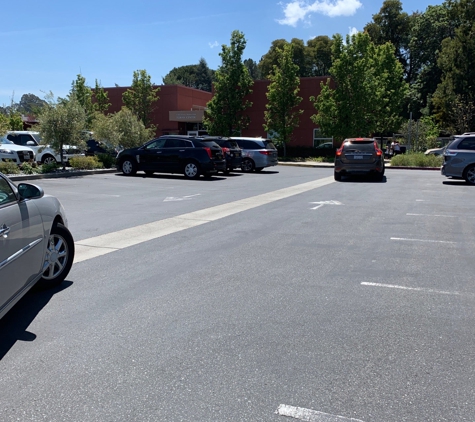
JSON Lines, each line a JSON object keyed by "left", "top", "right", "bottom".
{"left": 390, "top": 152, "right": 443, "bottom": 167}
{"left": 0, "top": 162, "right": 20, "bottom": 174}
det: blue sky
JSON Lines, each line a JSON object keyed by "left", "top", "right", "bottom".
{"left": 1, "top": 0, "right": 442, "bottom": 107}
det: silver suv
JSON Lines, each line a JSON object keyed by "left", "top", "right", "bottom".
{"left": 230, "top": 137, "right": 278, "bottom": 172}
{"left": 441, "top": 133, "right": 475, "bottom": 184}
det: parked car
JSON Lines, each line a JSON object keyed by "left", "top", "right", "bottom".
{"left": 202, "top": 137, "right": 242, "bottom": 173}
{"left": 6, "top": 131, "right": 84, "bottom": 164}
{"left": 314, "top": 142, "right": 336, "bottom": 157}
{"left": 441, "top": 133, "right": 475, "bottom": 184}
{"left": 334, "top": 137, "right": 385, "bottom": 181}
{"left": 85, "top": 139, "right": 118, "bottom": 157}
{"left": 116, "top": 135, "right": 226, "bottom": 179}
{"left": 0, "top": 172, "right": 75, "bottom": 320}
{"left": 0, "top": 138, "right": 35, "bottom": 164}
{"left": 230, "top": 137, "right": 278, "bottom": 172}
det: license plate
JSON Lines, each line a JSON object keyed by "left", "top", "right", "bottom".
{"left": 354, "top": 155, "right": 363, "bottom": 159}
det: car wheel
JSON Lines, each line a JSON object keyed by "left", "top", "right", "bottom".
{"left": 255, "top": 167, "right": 264, "bottom": 172}
{"left": 121, "top": 158, "right": 137, "bottom": 176}
{"left": 464, "top": 165, "right": 475, "bottom": 184}
{"left": 334, "top": 171, "right": 342, "bottom": 181}
{"left": 184, "top": 161, "right": 200, "bottom": 179}
{"left": 40, "top": 223, "right": 75, "bottom": 287}
{"left": 42, "top": 154, "right": 57, "bottom": 165}
{"left": 241, "top": 158, "right": 255, "bottom": 172}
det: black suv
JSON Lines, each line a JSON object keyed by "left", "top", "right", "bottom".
{"left": 85, "top": 139, "right": 117, "bottom": 157}
{"left": 334, "top": 138, "right": 385, "bottom": 181}
{"left": 116, "top": 135, "right": 226, "bottom": 179}
{"left": 202, "top": 137, "right": 242, "bottom": 174}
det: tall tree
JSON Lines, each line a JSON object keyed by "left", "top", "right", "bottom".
{"left": 244, "top": 58, "right": 261, "bottom": 80}
{"left": 203, "top": 30, "right": 253, "bottom": 136}
{"left": 311, "top": 32, "right": 407, "bottom": 142}
{"left": 364, "top": 0, "right": 414, "bottom": 82}
{"left": 263, "top": 44, "right": 303, "bottom": 156}
{"left": 18, "top": 93, "right": 47, "bottom": 115}
{"left": 433, "top": 0, "right": 475, "bottom": 132}
{"left": 70, "top": 74, "right": 95, "bottom": 126}
{"left": 306, "top": 36, "right": 333, "bottom": 76}
{"left": 93, "top": 79, "right": 111, "bottom": 114}
{"left": 162, "top": 59, "right": 215, "bottom": 92}
{"left": 37, "top": 93, "right": 87, "bottom": 169}
{"left": 122, "top": 70, "right": 160, "bottom": 128}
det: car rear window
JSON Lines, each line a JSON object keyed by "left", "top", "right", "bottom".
{"left": 194, "top": 140, "right": 220, "bottom": 148}
{"left": 343, "top": 141, "right": 376, "bottom": 152}
{"left": 456, "top": 138, "right": 475, "bottom": 150}
{"left": 263, "top": 141, "right": 276, "bottom": 150}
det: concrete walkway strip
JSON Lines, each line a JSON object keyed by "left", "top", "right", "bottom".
{"left": 276, "top": 404, "right": 365, "bottom": 422}
{"left": 74, "top": 177, "right": 334, "bottom": 263}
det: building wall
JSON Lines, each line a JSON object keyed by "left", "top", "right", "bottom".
{"left": 104, "top": 77, "right": 334, "bottom": 146}
{"left": 241, "top": 77, "right": 334, "bottom": 147}
{"left": 103, "top": 85, "right": 212, "bottom": 136}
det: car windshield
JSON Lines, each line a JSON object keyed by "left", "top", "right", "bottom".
{"left": 31, "top": 133, "right": 43, "bottom": 143}
{"left": 1, "top": 138, "right": 14, "bottom": 144}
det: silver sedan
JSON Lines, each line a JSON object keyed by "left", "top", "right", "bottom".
{"left": 0, "top": 172, "right": 75, "bottom": 319}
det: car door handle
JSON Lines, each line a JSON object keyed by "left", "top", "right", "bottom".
{"left": 156, "top": 151, "right": 162, "bottom": 154}
{"left": 0, "top": 224, "right": 11, "bottom": 238}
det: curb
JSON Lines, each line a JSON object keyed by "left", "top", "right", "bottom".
{"left": 277, "top": 162, "right": 440, "bottom": 171}
{"left": 8, "top": 168, "right": 118, "bottom": 182}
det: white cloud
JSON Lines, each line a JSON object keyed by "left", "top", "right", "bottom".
{"left": 208, "top": 41, "right": 219, "bottom": 48}
{"left": 277, "top": 0, "right": 363, "bottom": 26}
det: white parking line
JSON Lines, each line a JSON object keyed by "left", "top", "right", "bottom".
{"left": 276, "top": 404, "right": 365, "bottom": 422}
{"left": 390, "top": 237, "right": 456, "bottom": 244}
{"left": 361, "top": 282, "right": 463, "bottom": 296}
{"left": 74, "top": 177, "right": 334, "bottom": 263}
{"left": 407, "top": 213, "right": 456, "bottom": 218}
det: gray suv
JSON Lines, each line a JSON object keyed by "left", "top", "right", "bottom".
{"left": 230, "top": 137, "right": 278, "bottom": 172}
{"left": 334, "top": 138, "right": 385, "bottom": 181}
{"left": 441, "top": 133, "right": 475, "bottom": 184}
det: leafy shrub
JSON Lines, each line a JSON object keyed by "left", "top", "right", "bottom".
{"left": 19, "top": 162, "right": 40, "bottom": 175}
{"left": 40, "top": 162, "right": 59, "bottom": 173}
{"left": 390, "top": 152, "right": 443, "bottom": 167}
{"left": 96, "top": 153, "right": 116, "bottom": 169}
{"left": 0, "top": 162, "right": 20, "bottom": 174}
{"left": 69, "top": 156, "right": 104, "bottom": 170}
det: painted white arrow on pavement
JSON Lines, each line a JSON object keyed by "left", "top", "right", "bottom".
{"left": 164, "top": 194, "right": 201, "bottom": 202}
{"left": 310, "top": 200, "right": 343, "bottom": 210}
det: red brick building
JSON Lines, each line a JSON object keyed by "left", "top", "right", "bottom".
{"left": 104, "top": 76, "right": 334, "bottom": 148}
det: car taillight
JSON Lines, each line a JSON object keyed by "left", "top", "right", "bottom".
{"left": 259, "top": 150, "right": 271, "bottom": 155}
{"left": 222, "top": 147, "right": 230, "bottom": 155}
{"left": 204, "top": 147, "right": 212, "bottom": 158}
{"left": 374, "top": 141, "right": 383, "bottom": 156}
{"left": 336, "top": 146, "right": 343, "bottom": 156}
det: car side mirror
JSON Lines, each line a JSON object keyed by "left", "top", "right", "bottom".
{"left": 18, "top": 183, "right": 44, "bottom": 200}
{"left": 26, "top": 141, "right": 36, "bottom": 146}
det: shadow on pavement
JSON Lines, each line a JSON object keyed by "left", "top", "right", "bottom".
{"left": 0, "top": 281, "right": 73, "bottom": 361}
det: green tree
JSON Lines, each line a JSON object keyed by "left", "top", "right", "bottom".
{"left": 203, "top": 30, "right": 253, "bottom": 136}
{"left": 37, "top": 93, "right": 87, "bottom": 169}
{"left": 0, "top": 114, "right": 9, "bottom": 135}
{"left": 122, "top": 70, "right": 160, "bottom": 128}
{"left": 399, "top": 116, "right": 440, "bottom": 152}
{"left": 258, "top": 38, "right": 309, "bottom": 78}
{"left": 364, "top": 0, "right": 414, "bottom": 82}
{"left": 70, "top": 74, "right": 95, "bottom": 126}
{"left": 18, "top": 93, "right": 47, "bottom": 115}
{"left": 306, "top": 36, "right": 333, "bottom": 76}
{"left": 162, "top": 59, "right": 214, "bottom": 92}
{"left": 311, "top": 32, "right": 407, "bottom": 142}
{"left": 433, "top": 0, "right": 475, "bottom": 132}
{"left": 93, "top": 79, "right": 111, "bottom": 114}
{"left": 263, "top": 44, "right": 303, "bottom": 157}
{"left": 91, "top": 107, "right": 154, "bottom": 150}
{"left": 244, "top": 58, "right": 261, "bottom": 80}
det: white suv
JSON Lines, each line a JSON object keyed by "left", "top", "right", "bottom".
{"left": 6, "top": 131, "right": 84, "bottom": 164}
{"left": 0, "top": 137, "right": 35, "bottom": 164}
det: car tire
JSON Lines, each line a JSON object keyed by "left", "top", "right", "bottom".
{"left": 121, "top": 158, "right": 137, "bottom": 176}
{"left": 40, "top": 223, "right": 75, "bottom": 288}
{"left": 334, "top": 171, "right": 342, "bottom": 181}
{"left": 241, "top": 158, "right": 255, "bottom": 173}
{"left": 184, "top": 161, "right": 201, "bottom": 179}
{"left": 41, "top": 154, "right": 57, "bottom": 165}
{"left": 464, "top": 165, "right": 475, "bottom": 184}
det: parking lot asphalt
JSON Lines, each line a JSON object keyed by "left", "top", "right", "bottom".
{"left": 7, "top": 161, "right": 441, "bottom": 182}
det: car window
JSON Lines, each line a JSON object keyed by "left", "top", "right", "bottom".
{"left": 343, "top": 141, "right": 376, "bottom": 152}
{"left": 263, "top": 141, "right": 276, "bottom": 150}
{"left": 145, "top": 139, "right": 167, "bottom": 149}
{"left": 197, "top": 140, "right": 220, "bottom": 148}
{"left": 164, "top": 138, "right": 188, "bottom": 148}
{"left": 457, "top": 138, "right": 475, "bottom": 150}
{"left": 0, "top": 177, "right": 16, "bottom": 206}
